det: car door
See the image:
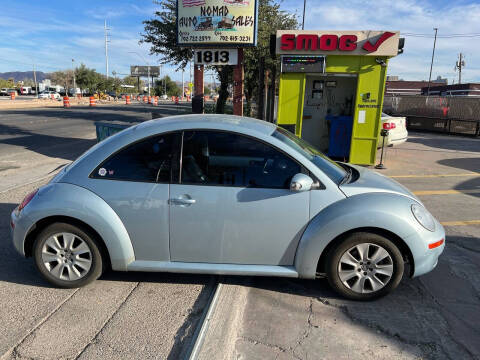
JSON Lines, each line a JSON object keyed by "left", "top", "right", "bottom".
{"left": 169, "top": 130, "right": 310, "bottom": 266}
{"left": 88, "top": 132, "right": 180, "bottom": 262}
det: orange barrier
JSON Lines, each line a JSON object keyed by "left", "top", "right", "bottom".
{"left": 175, "top": 96, "right": 179, "bottom": 104}
{"left": 137, "top": 96, "right": 140, "bottom": 102}
{"left": 89, "top": 96, "right": 96, "bottom": 107}
{"left": 121, "top": 95, "right": 125, "bottom": 100}
{"left": 50, "top": 94, "right": 55, "bottom": 100}
{"left": 143, "top": 96, "right": 147, "bottom": 103}
{"left": 63, "top": 96, "right": 70, "bottom": 108}
{"left": 148, "top": 96, "right": 152, "bottom": 104}
{"left": 171, "top": 96, "right": 175, "bottom": 102}
{"left": 125, "top": 95, "right": 131, "bottom": 105}
{"left": 10, "top": 92, "right": 15, "bottom": 100}
{"left": 152, "top": 96, "right": 158, "bottom": 106}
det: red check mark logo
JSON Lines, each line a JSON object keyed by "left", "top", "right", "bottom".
{"left": 362, "top": 32, "right": 395, "bottom": 53}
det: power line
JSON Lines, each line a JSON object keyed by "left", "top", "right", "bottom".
{"left": 403, "top": 32, "right": 480, "bottom": 38}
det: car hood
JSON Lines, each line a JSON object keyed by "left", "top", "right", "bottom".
{"left": 339, "top": 164, "right": 421, "bottom": 203}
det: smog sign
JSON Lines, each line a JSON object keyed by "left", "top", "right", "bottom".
{"left": 177, "top": 0, "right": 258, "bottom": 47}
{"left": 194, "top": 49, "right": 238, "bottom": 65}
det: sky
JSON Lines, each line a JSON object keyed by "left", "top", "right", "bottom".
{"left": 1, "top": 0, "right": 479, "bottom": 83}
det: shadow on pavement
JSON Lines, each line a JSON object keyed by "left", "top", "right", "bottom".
{"left": 437, "top": 157, "right": 480, "bottom": 198}
{"left": 0, "top": 122, "right": 97, "bottom": 161}
{"left": 407, "top": 132, "right": 480, "bottom": 153}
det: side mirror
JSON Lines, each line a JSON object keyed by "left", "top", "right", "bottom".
{"left": 290, "top": 173, "right": 314, "bottom": 192}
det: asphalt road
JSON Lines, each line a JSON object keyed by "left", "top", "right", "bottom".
{"left": 0, "top": 104, "right": 188, "bottom": 192}
{"left": 2, "top": 106, "right": 479, "bottom": 359}
{"left": 227, "top": 132, "right": 480, "bottom": 360}
{"left": 0, "top": 104, "right": 216, "bottom": 359}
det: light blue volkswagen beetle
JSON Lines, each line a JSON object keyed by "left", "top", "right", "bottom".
{"left": 10, "top": 115, "right": 445, "bottom": 300}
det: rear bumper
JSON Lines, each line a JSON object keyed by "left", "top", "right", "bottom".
{"left": 10, "top": 208, "right": 33, "bottom": 257}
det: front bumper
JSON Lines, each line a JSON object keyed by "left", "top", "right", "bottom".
{"left": 406, "top": 218, "right": 446, "bottom": 278}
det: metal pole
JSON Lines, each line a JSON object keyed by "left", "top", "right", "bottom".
{"left": 104, "top": 20, "right": 109, "bottom": 79}
{"left": 33, "top": 63, "right": 38, "bottom": 98}
{"left": 426, "top": 27, "right": 438, "bottom": 96}
{"left": 147, "top": 65, "right": 151, "bottom": 96}
{"left": 182, "top": 68, "right": 185, "bottom": 99}
{"left": 72, "top": 59, "right": 76, "bottom": 96}
{"left": 302, "top": 0, "right": 306, "bottom": 30}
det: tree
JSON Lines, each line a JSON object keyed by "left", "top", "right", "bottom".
{"left": 75, "top": 64, "right": 104, "bottom": 94}
{"left": 154, "top": 76, "right": 181, "bottom": 96}
{"left": 141, "top": 0, "right": 297, "bottom": 114}
{"left": 122, "top": 76, "right": 144, "bottom": 94}
{"left": 49, "top": 70, "right": 74, "bottom": 93}
{"left": 243, "top": 0, "right": 298, "bottom": 114}
{"left": 0, "top": 78, "right": 14, "bottom": 89}
{"left": 141, "top": 0, "right": 230, "bottom": 112}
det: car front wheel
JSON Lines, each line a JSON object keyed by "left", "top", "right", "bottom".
{"left": 33, "top": 223, "right": 103, "bottom": 288}
{"left": 326, "top": 232, "right": 404, "bottom": 300}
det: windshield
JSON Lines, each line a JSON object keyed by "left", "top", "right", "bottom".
{"left": 272, "top": 127, "right": 347, "bottom": 184}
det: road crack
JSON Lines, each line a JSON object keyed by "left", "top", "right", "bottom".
{"left": 73, "top": 281, "right": 140, "bottom": 360}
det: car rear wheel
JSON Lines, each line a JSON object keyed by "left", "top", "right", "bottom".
{"left": 33, "top": 223, "right": 103, "bottom": 288}
{"left": 326, "top": 232, "right": 404, "bottom": 300}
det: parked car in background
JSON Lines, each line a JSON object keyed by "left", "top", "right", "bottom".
{"left": 0, "top": 88, "right": 8, "bottom": 96}
{"left": 38, "top": 91, "right": 61, "bottom": 100}
{"left": 10, "top": 115, "right": 445, "bottom": 300}
{"left": 160, "top": 94, "right": 168, "bottom": 100}
{"left": 379, "top": 113, "right": 408, "bottom": 147}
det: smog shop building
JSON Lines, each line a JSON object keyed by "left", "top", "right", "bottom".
{"left": 275, "top": 30, "right": 401, "bottom": 165}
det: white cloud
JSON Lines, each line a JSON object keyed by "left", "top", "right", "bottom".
{"left": 291, "top": 0, "right": 480, "bottom": 82}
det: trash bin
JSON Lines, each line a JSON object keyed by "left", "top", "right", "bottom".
{"left": 327, "top": 115, "right": 353, "bottom": 158}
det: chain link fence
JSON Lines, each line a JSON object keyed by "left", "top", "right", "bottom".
{"left": 383, "top": 95, "right": 480, "bottom": 137}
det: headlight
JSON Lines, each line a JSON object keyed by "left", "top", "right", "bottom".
{"left": 411, "top": 204, "right": 435, "bottom": 232}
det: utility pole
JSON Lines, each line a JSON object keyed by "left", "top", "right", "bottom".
{"left": 104, "top": 20, "right": 110, "bottom": 78}
{"left": 33, "top": 63, "right": 38, "bottom": 98}
{"left": 72, "top": 59, "right": 76, "bottom": 96}
{"left": 455, "top": 53, "right": 465, "bottom": 84}
{"left": 302, "top": 0, "right": 306, "bottom": 30}
{"left": 182, "top": 68, "right": 184, "bottom": 99}
{"left": 426, "top": 27, "right": 438, "bottom": 96}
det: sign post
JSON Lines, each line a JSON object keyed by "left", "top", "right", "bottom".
{"left": 233, "top": 48, "right": 244, "bottom": 116}
{"left": 176, "top": 0, "right": 258, "bottom": 116}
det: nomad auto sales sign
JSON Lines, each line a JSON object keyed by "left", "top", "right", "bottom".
{"left": 177, "top": 0, "right": 258, "bottom": 47}
{"left": 276, "top": 30, "right": 400, "bottom": 56}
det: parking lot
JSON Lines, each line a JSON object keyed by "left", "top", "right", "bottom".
{"left": 0, "top": 107, "right": 479, "bottom": 359}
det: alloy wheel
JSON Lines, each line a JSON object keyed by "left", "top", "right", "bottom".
{"left": 337, "top": 242, "right": 394, "bottom": 294}
{"left": 41, "top": 232, "right": 92, "bottom": 281}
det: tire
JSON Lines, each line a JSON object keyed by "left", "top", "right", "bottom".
{"left": 326, "top": 232, "right": 404, "bottom": 301}
{"left": 33, "top": 223, "right": 104, "bottom": 288}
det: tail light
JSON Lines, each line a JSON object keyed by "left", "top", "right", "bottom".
{"left": 18, "top": 189, "right": 38, "bottom": 212}
{"left": 383, "top": 122, "right": 396, "bottom": 130}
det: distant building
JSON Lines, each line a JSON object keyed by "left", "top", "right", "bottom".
{"left": 421, "top": 83, "right": 480, "bottom": 96}
{"left": 386, "top": 75, "right": 400, "bottom": 81}
{"left": 385, "top": 80, "right": 429, "bottom": 96}
{"left": 432, "top": 76, "right": 448, "bottom": 85}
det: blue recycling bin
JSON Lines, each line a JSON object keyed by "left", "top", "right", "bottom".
{"left": 327, "top": 115, "right": 353, "bottom": 158}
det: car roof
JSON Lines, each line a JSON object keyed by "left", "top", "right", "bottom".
{"left": 135, "top": 114, "right": 277, "bottom": 136}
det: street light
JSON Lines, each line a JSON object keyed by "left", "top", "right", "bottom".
{"left": 129, "top": 51, "right": 151, "bottom": 96}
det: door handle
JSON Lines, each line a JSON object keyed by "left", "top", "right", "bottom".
{"left": 169, "top": 197, "right": 196, "bottom": 206}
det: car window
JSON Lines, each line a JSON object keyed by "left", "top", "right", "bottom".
{"left": 92, "top": 132, "right": 179, "bottom": 182}
{"left": 181, "top": 130, "right": 302, "bottom": 189}
{"left": 272, "top": 127, "right": 347, "bottom": 184}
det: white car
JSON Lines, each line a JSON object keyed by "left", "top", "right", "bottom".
{"left": 160, "top": 94, "right": 168, "bottom": 100}
{"left": 39, "top": 91, "right": 61, "bottom": 100}
{"left": 380, "top": 113, "right": 408, "bottom": 147}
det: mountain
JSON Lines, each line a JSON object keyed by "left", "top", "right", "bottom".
{"left": 0, "top": 71, "right": 47, "bottom": 82}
